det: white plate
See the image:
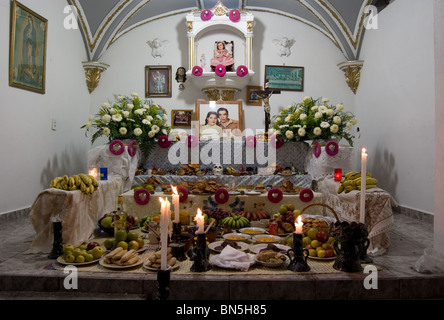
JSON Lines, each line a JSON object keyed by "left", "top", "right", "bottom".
{"left": 279, "top": 172, "right": 296, "bottom": 176}
{"left": 208, "top": 240, "right": 250, "bottom": 253}
{"left": 254, "top": 255, "right": 289, "bottom": 268}
{"left": 308, "top": 255, "right": 337, "bottom": 261}
{"left": 228, "top": 191, "right": 241, "bottom": 195}
{"left": 245, "top": 191, "right": 261, "bottom": 195}
{"left": 143, "top": 260, "right": 180, "bottom": 272}
{"left": 223, "top": 233, "right": 251, "bottom": 242}
{"left": 249, "top": 243, "right": 292, "bottom": 254}
{"left": 56, "top": 256, "right": 100, "bottom": 266}
{"left": 99, "top": 256, "right": 144, "bottom": 269}
{"left": 252, "top": 234, "right": 282, "bottom": 244}
{"left": 239, "top": 227, "right": 267, "bottom": 235}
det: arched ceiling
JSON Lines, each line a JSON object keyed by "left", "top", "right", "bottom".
{"left": 67, "top": 0, "right": 392, "bottom": 62}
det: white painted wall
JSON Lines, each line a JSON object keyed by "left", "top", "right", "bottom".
{"left": 355, "top": 0, "right": 435, "bottom": 214}
{"left": 0, "top": 0, "right": 90, "bottom": 215}
{"left": 90, "top": 11, "right": 356, "bottom": 145}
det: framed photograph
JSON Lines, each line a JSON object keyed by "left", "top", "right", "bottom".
{"left": 145, "top": 65, "right": 172, "bottom": 97}
{"left": 195, "top": 101, "right": 243, "bottom": 140}
{"left": 264, "top": 65, "right": 304, "bottom": 91}
{"left": 171, "top": 109, "right": 193, "bottom": 128}
{"left": 9, "top": 0, "right": 47, "bottom": 94}
{"left": 246, "top": 86, "right": 263, "bottom": 106}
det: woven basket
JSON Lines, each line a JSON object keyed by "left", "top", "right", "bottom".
{"left": 300, "top": 203, "right": 340, "bottom": 235}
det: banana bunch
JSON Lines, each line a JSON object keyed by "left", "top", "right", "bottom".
{"left": 337, "top": 171, "right": 378, "bottom": 194}
{"left": 49, "top": 173, "right": 99, "bottom": 194}
{"left": 103, "top": 247, "right": 140, "bottom": 266}
{"left": 220, "top": 215, "right": 250, "bottom": 229}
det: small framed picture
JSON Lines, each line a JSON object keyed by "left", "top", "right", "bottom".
{"left": 9, "top": 0, "right": 48, "bottom": 94}
{"left": 145, "top": 65, "right": 172, "bottom": 97}
{"left": 195, "top": 101, "right": 243, "bottom": 140}
{"left": 171, "top": 109, "right": 193, "bottom": 128}
{"left": 264, "top": 65, "right": 304, "bottom": 91}
{"left": 246, "top": 85, "right": 263, "bottom": 106}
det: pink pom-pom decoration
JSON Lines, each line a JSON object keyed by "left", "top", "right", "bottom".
{"left": 158, "top": 135, "right": 171, "bottom": 148}
{"left": 229, "top": 9, "right": 240, "bottom": 22}
{"left": 187, "top": 135, "right": 198, "bottom": 148}
{"left": 236, "top": 65, "right": 248, "bottom": 77}
{"left": 325, "top": 140, "right": 339, "bottom": 156}
{"left": 127, "top": 140, "right": 138, "bottom": 157}
{"left": 268, "top": 188, "right": 283, "bottom": 203}
{"left": 109, "top": 139, "right": 125, "bottom": 155}
{"left": 214, "top": 188, "right": 230, "bottom": 204}
{"left": 134, "top": 188, "right": 150, "bottom": 205}
{"left": 245, "top": 135, "right": 257, "bottom": 148}
{"left": 192, "top": 66, "right": 203, "bottom": 76}
{"left": 201, "top": 9, "right": 212, "bottom": 21}
{"left": 215, "top": 64, "right": 226, "bottom": 77}
{"left": 270, "top": 134, "right": 284, "bottom": 149}
{"left": 299, "top": 188, "right": 314, "bottom": 203}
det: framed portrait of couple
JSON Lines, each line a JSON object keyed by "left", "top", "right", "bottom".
{"left": 195, "top": 101, "right": 243, "bottom": 140}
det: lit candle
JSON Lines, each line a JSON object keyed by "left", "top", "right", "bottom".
{"left": 194, "top": 208, "right": 205, "bottom": 234}
{"left": 88, "top": 167, "right": 98, "bottom": 179}
{"left": 159, "top": 197, "right": 171, "bottom": 270}
{"left": 171, "top": 185, "right": 180, "bottom": 223}
{"left": 295, "top": 215, "right": 303, "bottom": 234}
{"left": 360, "top": 148, "right": 368, "bottom": 224}
{"left": 334, "top": 168, "right": 342, "bottom": 182}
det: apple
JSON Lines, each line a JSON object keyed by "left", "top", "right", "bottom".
{"left": 293, "top": 209, "right": 301, "bottom": 216}
{"left": 279, "top": 204, "right": 288, "bottom": 215}
{"left": 307, "top": 227, "right": 318, "bottom": 240}
{"left": 63, "top": 244, "right": 75, "bottom": 254}
{"left": 325, "top": 248, "right": 334, "bottom": 258}
{"left": 127, "top": 215, "right": 135, "bottom": 225}
{"left": 91, "top": 246, "right": 104, "bottom": 259}
{"left": 86, "top": 242, "right": 100, "bottom": 251}
{"left": 64, "top": 254, "right": 75, "bottom": 263}
{"left": 316, "top": 231, "right": 329, "bottom": 243}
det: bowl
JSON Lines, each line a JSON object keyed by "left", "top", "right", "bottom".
{"left": 222, "top": 233, "right": 251, "bottom": 242}
{"left": 98, "top": 216, "right": 114, "bottom": 236}
{"left": 252, "top": 234, "right": 282, "bottom": 244}
{"left": 239, "top": 227, "right": 267, "bottom": 235}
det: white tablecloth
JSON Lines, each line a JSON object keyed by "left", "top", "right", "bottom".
{"left": 28, "top": 175, "right": 124, "bottom": 253}
{"left": 316, "top": 177, "right": 395, "bottom": 254}
{"left": 305, "top": 146, "right": 355, "bottom": 180}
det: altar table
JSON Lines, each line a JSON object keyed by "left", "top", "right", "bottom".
{"left": 121, "top": 189, "right": 325, "bottom": 222}
{"left": 28, "top": 175, "right": 124, "bottom": 253}
{"left": 316, "top": 177, "right": 395, "bottom": 254}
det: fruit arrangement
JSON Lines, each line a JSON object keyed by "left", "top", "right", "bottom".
{"left": 103, "top": 247, "right": 141, "bottom": 266}
{"left": 269, "top": 204, "right": 301, "bottom": 234}
{"left": 236, "top": 210, "right": 269, "bottom": 221}
{"left": 303, "top": 227, "right": 336, "bottom": 259}
{"left": 100, "top": 213, "right": 140, "bottom": 233}
{"left": 50, "top": 173, "right": 98, "bottom": 194}
{"left": 220, "top": 215, "right": 250, "bottom": 229}
{"left": 145, "top": 247, "right": 177, "bottom": 269}
{"left": 103, "top": 230, "right": 145, "bottom": 252}
{"left": 60, "top": 242, "right": 104, "bottom": 263}
{"left": 204, "top": 208, "right": 229, "bottom": 223}
{"left": 337, "top": 171, "right": 378, "bottom": 194}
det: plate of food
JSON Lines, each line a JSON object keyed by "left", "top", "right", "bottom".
{"left": 228, "top": 190, "right": 241, "bottom": 195}
{"left": 223, "top": 233, "right": 251, "bottom": 242}
{"left": 239, "top": 227, "right": 267, "bottom": 235}
{"left": 99, "top": 248, "right": 143, "bottom": 269}
{"left": 56, "top": 255, "right": 100, "bottom": 266}
{"left": 252, "top": 234, "right": 282, "bottom": 244}
{"left": 208, "top": 240, "right": 250, "bottom": 253}
{"left": 254, "top": 248, "right": 289, "bottom": 267}
{"left": 250, "top": 243, "right": 291, "bottom": 254}
{"left": 143, "top": 259, "right": 180, "bottom": 272}
{"left": 245, "top": 190, "right": 261, "bottom": 195}
{"left": 99, "top": 256, "right": 143, "bottom": 269}
{"left": 279, "top": 171, "right": 296, "bottom": 176}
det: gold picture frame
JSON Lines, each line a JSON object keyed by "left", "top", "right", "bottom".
{"left": 246, "top": 85, "right": 263, "bottom": 106}
{"left": 171, "top": 109, "right": 193, "bottom": 128}
{"left": 195, "top": 100, "right": 243, "bottom": 140}
{"left": 9, "top": 0, "right": 48, "bottom": 94}
{"left": 145, "top": 65, "right": 172, "bottom": 97}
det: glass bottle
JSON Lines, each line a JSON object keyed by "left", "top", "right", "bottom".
{"left": 114, "top": 195, "right": 127, "bottom": 238}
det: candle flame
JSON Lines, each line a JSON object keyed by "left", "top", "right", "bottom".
{"left": 159, "top": 197, "right": 165, "bottom": 205}
{"left": 171, "top": 185, "right": 178, "bottom": 195}
{"left": 297, "top": 215, "right": 302, "bottom": 224}
{"left": 362, "top": 147, "right": 367, "bottom": 154}
{"left": 195, "top": 208, "right": 203, "bottom": 219}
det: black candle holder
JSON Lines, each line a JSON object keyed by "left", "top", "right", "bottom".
{"left": 171, "top": 221, "right": 182, "bottom": 242}
{"left": 188, "top": 232, "right": 211, "bottom": 272}
{"left": 169, "top": 242, "right": 187, "bottom": 261}
{"left": 287, "top": 233, "right": 311, "bottom": 272}
{"left": 48, "top": 221, "right": 63, "bottom": 259}
{"left": 156, "top": 265, "right": 171, "bottom": 300}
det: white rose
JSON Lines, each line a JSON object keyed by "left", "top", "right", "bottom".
{"left": 147, "top": 115, "right": 154, "bottom": 121}
{"left": 122, "top": 111, "right": 130, "bottom": 118}
{"left": 352, "top": 117, "right": 358, "bottom": 125}
{"left": 142, "top": 119, "right": 150, "bottom": 125}
{"left": 148, "top": 130, "right": 155, "bottom": 138}
{"left": 126, "top": 103, "right": 134, "bottom": 110}
{"left": 346, "top": 122, "right": 353, "bottom": 130}
{"left": 300, "top": 113, "right": 307, "bottom": 121}
{"left": 131, "top": 92, "right": 139, "bottom": 98}
{"left": 303, "top": 96, "right": 311, "bottom": 103}
{"left": 275, "top": 117, "right": 282, "bottom": 123}
{"left": 326, "top": 109, "right": 334, "bottom": 116}
{"left": 85, "top": 122, "right": 92, "bottom": 129}
{"left": 162, "top": 129, "right": 168, "bottom": 135}
{"left": 102, "top": 102, "right": 110, "bottom": 109}
{"left": 285, "top": 130, "right": 294, "bottom": 139}
{"left": 298, "top": 128, "right": 306, "bottom": 137}
{"left": 336, "top": 104, "right": 344, "bottom": 111}
{"left": 134, "top": 109, "right": 144, "bottom": 116}
{"left": 330, "top": 124, "right": 339, "bottom": 133}
{"left": 322, "top": 98, "right": 330, "bottom": 104}
{"left": 319, "top": 106, "right": 327, "bottom": 113}
{"left": 142, "top": 104, "right": 149, "bottom": 109}
{"left": 117, "top": 96, "right": 123, "bottom": 102}
{"left": 315, "top": 112, "right": 322, "bottom": 119}
{"left": 285, "top": 115, "right": 292, "bottom": 122}
{"left": 112, "top": 114, "right": 122, "bottom": 122}
{"left": 313, "top": 127, "right": 322, "bottom": 136}
{"left": 320, "top": 121, "right": 330, "bottom": 128}
{"left": 102, "top": 114, "right": 111, "bottom": 124}
{"left": 109, "top": 108, "right": 117, "bottom": 115}
{"left": 133, "top": 128, "right": 142, "bottom": 136}
{"left": 311, "top": 106, "right": 318, "bottom": 112}
{"left": 152, "top": 125, "right": 160, "bottom": 133}
{"left": 103, "top": 127, "right": 110, "bottom": 135}
{"left": 333, "top": 116, "right": 341, "bottom": 124}
{"left": 119, "top": 127, "right": 127, "bottom": 135}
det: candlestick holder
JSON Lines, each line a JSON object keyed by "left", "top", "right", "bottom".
{"left": 287, "top": 233, "right": 310, "bottom": 272}
{"left": 48, "top": 221, "right": 63, "bottom": 259}
{"left": 188, "top": 233, "right": 211, "bottom": 272}
{"left": 169, "top": 242, "right": 187, "bottom": 261}
{"left": 172, "top": 221, "right": 182, "bottom": 242}
{"left": 156, "top": 265, "right": 171, "bottom": 300}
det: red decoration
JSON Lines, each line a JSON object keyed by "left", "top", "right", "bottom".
{"left": 325, "top": 140, "right": 339, "bottom": 156}
{"left": 214, "top": 188, "right": 230, "bottom": 204}
{"left": 334, "top": 168, "right": 342, "bottom": 181}
{"left": 236, "top": 65, "right": 248, "bottom": 77}
{"left": 201, "top": 9, "right": 212, "bottom": 21}
{"left": 245, "top": 135, "right": 256, "bottom": 148}
{"left": 109, "top": 139, "right": 125, "bottom": 155}
{"left": 229, "top": 9, "right": 240, "bottom": 22}
{"left": 134, "top": 188, "right": 150, "bottom": 205}
{"left": 158, "top": 135, "right": 171, "bottom": 148}
{"left": 187, "top": 135, "right": 198, "bottom": 148}
{"left": 127, "top": 140, "right": 138, "bottom": 157}
{"left": 299, "top": 188, "right": 314, "bottom": 203}
{"left": 268, "top": 188, "right": 283, "bottom": 203}
{"left": 215, "top": 64, "right": 226, "bottom": 77}
{"left": 178, "top": 186, "right": 188, "bottom": 203}
{"left": 192, "top": 66, "right": 203, "bottom": 76}
{"left": 313, "top": 141, "right": 321, "bottom": 158}
{"left": 270, "top": 134, "right": 284, "bottom": 149}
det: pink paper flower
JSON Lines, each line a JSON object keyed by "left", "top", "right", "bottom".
{"left": 134, "top": 188, "right": 150, "bottom": 205}
{"left": 187, "top": 135, "right": 198, "bottom": 148}
{"left": 229, "top": 9, "right": 240, "bottom": 22}
{"left": 299, "top": 188, "right": 314, "bottom": 203}
{"left": 178, "top": 186, "right": 188, "bottom": 203}
{"left": 245, "top": 135, "right": 257, "bottom": 148}
{"left": 109, "top": 139, "right": 125, "bottom": 155}
{"left": 313, "top": 141, "right": 321, "bottom": 158}
{"left": 215, "top": 64, "right": 226, "bottom": 77}
{"left": 192, "top": 66, "right": 203, "bottom": 76}
{"left": 325, "top": 140, "right": 339, "bottom": 156}
{"left": 268, "top": 188, "right": 283, "bottom": 203}
{"left": 270, "top": 134, "right": 284, "bottom": 149}
{"left": 215, "top": 188, "right": 230, "bottom": 204}
{"left": 201, "top": 9, "right": 212, "bottom": 21}
{"left": 236, "top": 65, "right": 248, "bottom": 77}
{"left": 158, "top": 135, "right": 171, "bottom": 148}
{"left": 127, "top": 140, "right": 138, "bottom": 157}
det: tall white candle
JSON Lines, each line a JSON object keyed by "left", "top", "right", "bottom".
{"left": 360, "top": 148, "right": 368, "bottom": 224}
{"left": 171, "top": 185, "right": 180, "bottom": 223}
{"left": 194, "top": 208, "right": 205, "bottom": 234}
{"left": 159, "top": 197, "right": 171, "bottom": 270}
{"left": 295, "top": 215, "right": 303, "bottom": 234}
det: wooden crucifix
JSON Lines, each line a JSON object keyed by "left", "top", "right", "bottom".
{"left": 255, "top": 79, "right": 281, "bottom": 140}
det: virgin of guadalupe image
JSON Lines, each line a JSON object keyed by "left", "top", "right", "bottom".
{"left": 19, "top": 15, "right": 39, "bottom": 87}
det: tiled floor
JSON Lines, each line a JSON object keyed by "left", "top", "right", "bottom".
{"left": 0, "top": 211, "right": 443, "bottom": 300}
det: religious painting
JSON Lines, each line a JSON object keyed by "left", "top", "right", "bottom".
{"left": 9, "top": 0, "right": 47, "bottom": 94}
{"left": 145, "top": 65, "right": 172, "bottom": 97}
{"left": 246, "top": 85, "right": 263, "bottom": 106}
{"left": 171, "top": 109, "right": 193, "bottom": 128}
{"left": 195, "top": 101, "right": 243, "bottom": 140}
{"left": 264, "top": 65, "right": 304, "bottom": 91}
